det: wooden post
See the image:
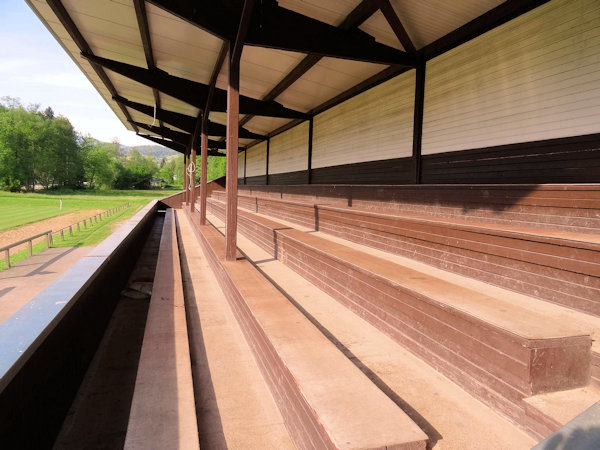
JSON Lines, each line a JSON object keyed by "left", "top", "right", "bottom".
{"left": 183, "top": 150, "right": 188, "bottom": 206}
{"left": 307, "top": 117, "right": 314, "bottom": 184}
{"left": 60, "top": 230, "right": 65, "bottom": 241}
{"left": 77, "top": 222, "right": 80, "bottom": 232}
{"left": 200, "top": 121, "right": 208, "bottom": 225}
{"left": 190, "top": 141, "right": 197, "bottom": 213}
{"left": 412, "top": 60, "right": 425, "bottom": 184}
{"left": 4, "top": 249, "right": 9, "bottom": 269}
{"left": 28, "top": 240, "right": 32, "bottom": 256}
{"left": 225, "top": 46, "right": 240, "bottom": 261}
{"left": 46, "top": 232, "right": 51, "bottom": 248}
{"left": 69, "top": 225, "right": 73, "bottom": 236}
{"left": 266, "top": 137, "right": 270, "bottom": 185}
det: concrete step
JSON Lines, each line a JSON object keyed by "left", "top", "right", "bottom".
{"left": 205, "top": 197, "right": 598, "bottom": 434}
{"left": 212, "top": 191, "right": 600, "bottom": 316}
{"left": 182, "top": 209, "right": 429, "bottom": 449}
{"left": 175, "top": 210, "right": 295, "bottom": 449}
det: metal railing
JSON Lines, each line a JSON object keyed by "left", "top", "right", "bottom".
{"left": 1, "top": 202, "right": 131, "bottom": 269}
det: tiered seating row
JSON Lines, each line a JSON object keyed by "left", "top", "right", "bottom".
{"left": 235, "top": 184, "right": 600, "bottom": 233}
{"left": 212, "top": 190, "right": 600, "bottom": 317}
{"left": 207, "top": 196, "right": 593, "bottom": 435}
{"left": 183, "top": 209, "right": 428, "bottom": 450}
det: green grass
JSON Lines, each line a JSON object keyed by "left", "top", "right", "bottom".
{"left": 0, "top": 188, "right": 177, "bottom": 232}
{"left": 0, "top": 188, "right": 178, "bottom": 271}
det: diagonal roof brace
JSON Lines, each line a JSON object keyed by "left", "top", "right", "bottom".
{"left": 146, "top": 0, "right": 417, "bottom": 66}
{"left": 113, "top": 95, "right": 265, "bottom": 139}
{"left": 81, "top": 53, "right": 308, "bottom": 119}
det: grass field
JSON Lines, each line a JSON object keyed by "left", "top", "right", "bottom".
{"left": 0, "top": 188, "right": 179, "bottom": 232}
{"left": 0, "top": 188, "right": 179, "bottom": 270}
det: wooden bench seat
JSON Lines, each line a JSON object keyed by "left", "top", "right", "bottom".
{"left": 211, "top": 191, "right": 600, "bottom": 317}
{"left": 124, "top": 209, "right": 199, "bottom": 450}
{"left": 183, "top": 209, "right": 428, "bottom": 450}
{"left": 206, "top": 197, "right": 594, "bottom": 426}
{"left": 232, "top": 184, "right": 600, "bottom": 234}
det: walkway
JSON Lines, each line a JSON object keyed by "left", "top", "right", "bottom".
{"left": 0, "top": 247, "right": 91, "bottom": 323}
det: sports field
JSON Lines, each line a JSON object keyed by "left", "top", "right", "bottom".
{"left": 0, "top": 189, "right": 178, "bottom": 270}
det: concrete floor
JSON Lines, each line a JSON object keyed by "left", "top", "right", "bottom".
{"left": 0, "top": 246, "right": 91, "bottom": 323}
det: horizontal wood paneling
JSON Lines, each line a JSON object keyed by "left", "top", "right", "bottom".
{"left": 311, "top": 157, "right": 413, "bottom": 185}
{"left": 245, "top": 141, "right": 267, "bottom": 177}
{"left": 268, "top": 170, "right": 308, "bottom": 185}
{"left": 422, "top": 133, "right": 600, "bottom": 184}
{"left": 423, "top": 0, "right": 600, "bottom": 155}
{"left": 245, "top": 175, "right": 267, "bottom": 185}
{"left": 237, "top": 151, "right": 245, "bottom": 180}
{"left": 269, "top": 122, "right": 309, "bottom": 174}
{"left": 312, "top": 71, "right": 415, "bottom": 169}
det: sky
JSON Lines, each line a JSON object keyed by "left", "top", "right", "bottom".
{"left": 0, "top": 0, "right": 149, "bottom": 146}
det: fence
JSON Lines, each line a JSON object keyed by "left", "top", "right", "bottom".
{"left": 1, "top": 202, "right": 130, "bottom": 269}
{"left": 1, "top": 230, "right": 52, "bottom": 269}
{"left": 48, "top": 202, "right": 130, "bottom": 244}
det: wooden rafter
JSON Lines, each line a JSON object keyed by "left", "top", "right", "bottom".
{"left": 81, "top": 53, "right": 308, "bottom": 119}
{"left": 376, "top": 0, "right": 416, "bottom": 53}
{"left": 146, "top": 0, "right": 416, "bottom": 66}
{"left": 132, "top": 122, "right": 241, "bottom": 150}
{"left": 132, "top": 0, "right": 163, "bottom": 126}
{"left": 239, "top": 0, "right": 380, "bottom": 129}
{"left": 113, "top": 95, "right": 264, "bottom": 139}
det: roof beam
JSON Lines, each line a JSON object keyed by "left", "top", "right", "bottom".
{"left": 81, "top": 53, "right": 308, "bottom": 119}
{"left": 47, "top": 0, "right": 138, "bottom": 132}
{"left": 113, "top": 95, "right": 264, "bottom": 139}
{"left": 146, "top": 0, "right": 416, "bottom": 66}
{"left": 133, "top": 121, "right": 243, "bottom": 150}
{"left": 239, "top": 0, "right": 379, "bottom": 129}
{"left": 137, "top": 133, "right": 226, "bottom": 156}
{"left": 132, "top": 0, "right": 163, "bottom": 126}
{"left": 376, "top": 0, "right": 416, "bottom": 53}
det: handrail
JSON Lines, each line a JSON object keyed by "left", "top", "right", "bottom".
{"left": 2, "top": 202, "right": 131, "bottom": 269}
{"left": 0, "top": 230, "right": 52, "bottom": 252}
{"left": 1, "top": 230, "right": 52, "bottom": 269}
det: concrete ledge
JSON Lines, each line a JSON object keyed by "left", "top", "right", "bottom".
{"left": 124, "top": 209, "right": 199, "bottom": 450}
{"left": 0, "top": 200, "right": 158, "bottom": 448}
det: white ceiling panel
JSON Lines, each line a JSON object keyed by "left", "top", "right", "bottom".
{"left": 243, "top": 116, "right": 299, "bottom": 136}
{"left": 389, "top": 0, "right": 504, "bottom": 49}
{"left": 215, "top": 47, "right": 306, "bottom": 101}
{"left": 278, "top": 0, "right": 358, "bottom": 26}
{"left": 359, "top": 10, "right": 404, "bottom": 50}
{"left": 160, "top": 93, "right": 200, "bottom": 118}
{"left": 275, "top": 58, "right": 385, "bottom": 112}
{"left": 146, "top": 2, "right": 223, "bottom": 85}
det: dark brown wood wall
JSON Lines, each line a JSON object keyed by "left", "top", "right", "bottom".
{"left": 246, "top": 133, "right": 600, "bottom": 185}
